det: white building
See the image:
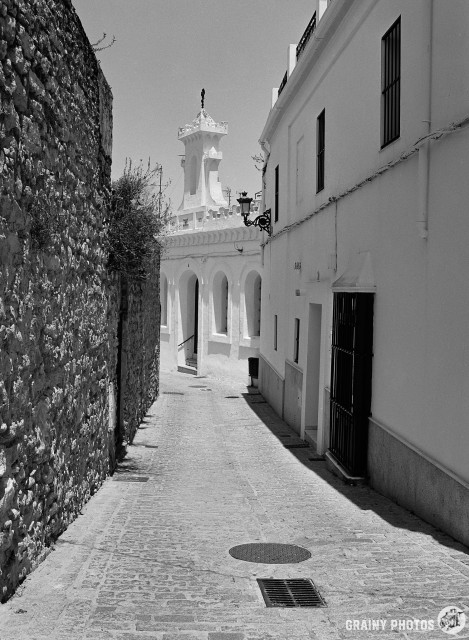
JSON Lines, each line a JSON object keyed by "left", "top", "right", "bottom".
{"left": 160, "top": 107, "right": 263, "bottom": 381}
{"left": 259, "top": 0, "right": 469, "bottom": 546}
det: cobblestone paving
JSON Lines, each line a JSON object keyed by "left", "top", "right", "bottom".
{"left": 1, "top": 370, "right": 468, "bottom": 640}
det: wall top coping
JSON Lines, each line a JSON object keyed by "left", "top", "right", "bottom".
{"left": 163, "top": 225, "right": 260, "bottom": 248}
{"left": 170, "top": 199, "right": 262, "bottom": 232}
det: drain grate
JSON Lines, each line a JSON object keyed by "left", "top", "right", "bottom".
{"left": 113, "top": 476, "right": 149, "bottom": 483}
{"left": 163, "top": 392, "right": 185, "bottom": 396}
{"left": 257, "top": 578, "right": 326, "bottom": 608}
{"left": 229, "top": 543, "right": 311, "bottom": 564}
{"left": 284, "top": 443, "right": 310, "bottom": 449}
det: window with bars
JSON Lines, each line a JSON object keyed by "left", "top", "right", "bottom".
{"left": 316, "top": 109, "right": 325, "bottom": 193}
{"left": 381, "top": 17, "right": 401, "bottom": 148}
{"left": 274, "top": 165, "right": 279, "bottom": 222}
{"left": 294, "top": 318, "right": 300, "bottom": 363}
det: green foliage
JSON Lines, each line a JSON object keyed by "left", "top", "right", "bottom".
{"left": 108, "top": 160, "right": 171, "bottom": 280}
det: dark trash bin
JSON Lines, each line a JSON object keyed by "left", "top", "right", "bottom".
{"left": 248, "top": 357, "right": 259, "bottom": 378}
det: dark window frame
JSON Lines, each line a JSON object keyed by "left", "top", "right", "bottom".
{"left": 294, "top": 317, "right": 300, "bottom": 363}
{"left": 381, "top": 17, "right": 401, "bottom": 148}
{"left": 274, "top": 165, "right": 279, "bottom": 222}
{"left": 316, "top": 109, "right": 325, "bottom": 193}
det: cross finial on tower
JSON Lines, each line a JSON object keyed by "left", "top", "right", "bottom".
{"left": 201, "top": 88, "right": 205, "bottom": 109}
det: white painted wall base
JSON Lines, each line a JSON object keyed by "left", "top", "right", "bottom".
{"left": 368, "top": 419, "right": 469, "bottom": 548}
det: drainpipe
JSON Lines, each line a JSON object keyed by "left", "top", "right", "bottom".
{"left": 417, "top": 0, "right": 434, "bottom": 239}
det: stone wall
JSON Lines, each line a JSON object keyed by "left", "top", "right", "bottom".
{"left": 0, "top": 0, "right": 115, "bottom": 600}
{"left": 116, "top": 270, "right": 160, "bottom": 453}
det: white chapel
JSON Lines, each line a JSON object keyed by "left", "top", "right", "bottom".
{"left": 160, "top": 100, "right": 263, "bottom": 381}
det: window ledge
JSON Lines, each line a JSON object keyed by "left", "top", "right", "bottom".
{"left": 379, "top": 135, "right": 401, "bottom": 152}
{"left": 209, "top": 333, "right": 230, "bottom": 344}
{"left": 240, "top": 335, "right": 260, "bottom": 348}
{"left": 285, "top": 358, "right": 303, "bottom": 373}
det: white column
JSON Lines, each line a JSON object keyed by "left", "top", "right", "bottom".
{"left": 271, "top": 88, "right": 279, "bottom": 107}
{"left": 199, "top": 274, "right": 210, "bottom": 376}
{"left": 170, "top": 280, "right": 180, "bottom": 370}
{"left": 287, "top": 44, "right": 297, "bottom": 77}
{"left": 230, "top": 280, "right": 241, "bottom": 360}
{"left": 317, "top": 0, "right": 328, "bottom": 21}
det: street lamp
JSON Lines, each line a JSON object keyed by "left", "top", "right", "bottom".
{"left": 237, "top": 191, "right": 271, "bottom": 235}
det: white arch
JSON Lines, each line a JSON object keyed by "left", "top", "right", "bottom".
{"left": 207, "top": 259, "right": 234, "bottom": 288}
{"left": 175, "top": 258, "right": 202, "bottom": 284}
{"left": 177, "top": 269, "right": 199, "bottom": 364}
{"left": 243, "top": 269, "right": 262, "bottom": 338}
{"left": 212, "top": 270, "right": 229, "bottom": 334}
{"left": 160, "top": 272, "right": 168, "bottom": 326}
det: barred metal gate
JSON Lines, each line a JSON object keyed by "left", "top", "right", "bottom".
{"left": 330, "top": 292, "right": 374, "bottom": 476}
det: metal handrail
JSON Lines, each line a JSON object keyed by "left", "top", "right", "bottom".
{"left": 278, "top": 71, "right": 288, "bottom": 97}
{"left": 296, "top": 11, "right": 317, "bottom": 60}
{"left": 177, "top": 334, "right": 194, "bottom": 348}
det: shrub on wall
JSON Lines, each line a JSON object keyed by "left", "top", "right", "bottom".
{"left": 108, "top": 160, "right": 170, "bottom": 279}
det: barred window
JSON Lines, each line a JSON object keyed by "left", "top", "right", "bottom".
{"left": 274, "top": 165, "right": 279, "bottom": 222}
{"left": 294, "top": 318, "right": 300, "bottom": 363}
{"left": 381, "top": 17, "right": 401, "bottom": 147}
{"left": 316, "top": 109, "right": 325, "bottom": 193}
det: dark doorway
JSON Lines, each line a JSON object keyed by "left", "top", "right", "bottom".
{"left": 194, "top": 278, "right": 199, "bottom": 354}
{"left": 329, "top": 292, "right": 374, "bottom": 476}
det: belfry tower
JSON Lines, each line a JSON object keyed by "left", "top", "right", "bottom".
{"left": 160, "top": 91, "right": 262, "bottom": 381}
{"left": 176, "top": 93, "right": 228, "bottom": 227}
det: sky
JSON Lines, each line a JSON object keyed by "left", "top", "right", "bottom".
{"left": 73, "top": 0, "right": 315, "bottom": 210}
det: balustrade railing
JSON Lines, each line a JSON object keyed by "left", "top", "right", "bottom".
{"left": 296, "top": 11, "right": 317, "bottom": 60}
{"left": 278, "top": 71, "right": 288, "bottom": 97}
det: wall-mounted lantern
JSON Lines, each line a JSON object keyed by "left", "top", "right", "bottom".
{"left": 237, "top": 191, "right": 272, "bottom": 235}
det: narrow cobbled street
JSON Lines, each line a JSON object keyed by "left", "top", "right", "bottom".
{"left": 1, "top": 370, "right": 468, "bottom": 640}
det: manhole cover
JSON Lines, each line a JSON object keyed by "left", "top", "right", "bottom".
{"left": 257, "top": 578, "right": 326, "bottom": 607}
{"left": 229, "top": 543, "right": 311, "bottom": 564}
{"left": 113, "top": 476, "right": 149, "bottom": 483}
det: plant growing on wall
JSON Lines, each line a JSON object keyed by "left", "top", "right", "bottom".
{"left": 108, "top": 160, "right": 171, "bottom": 279}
